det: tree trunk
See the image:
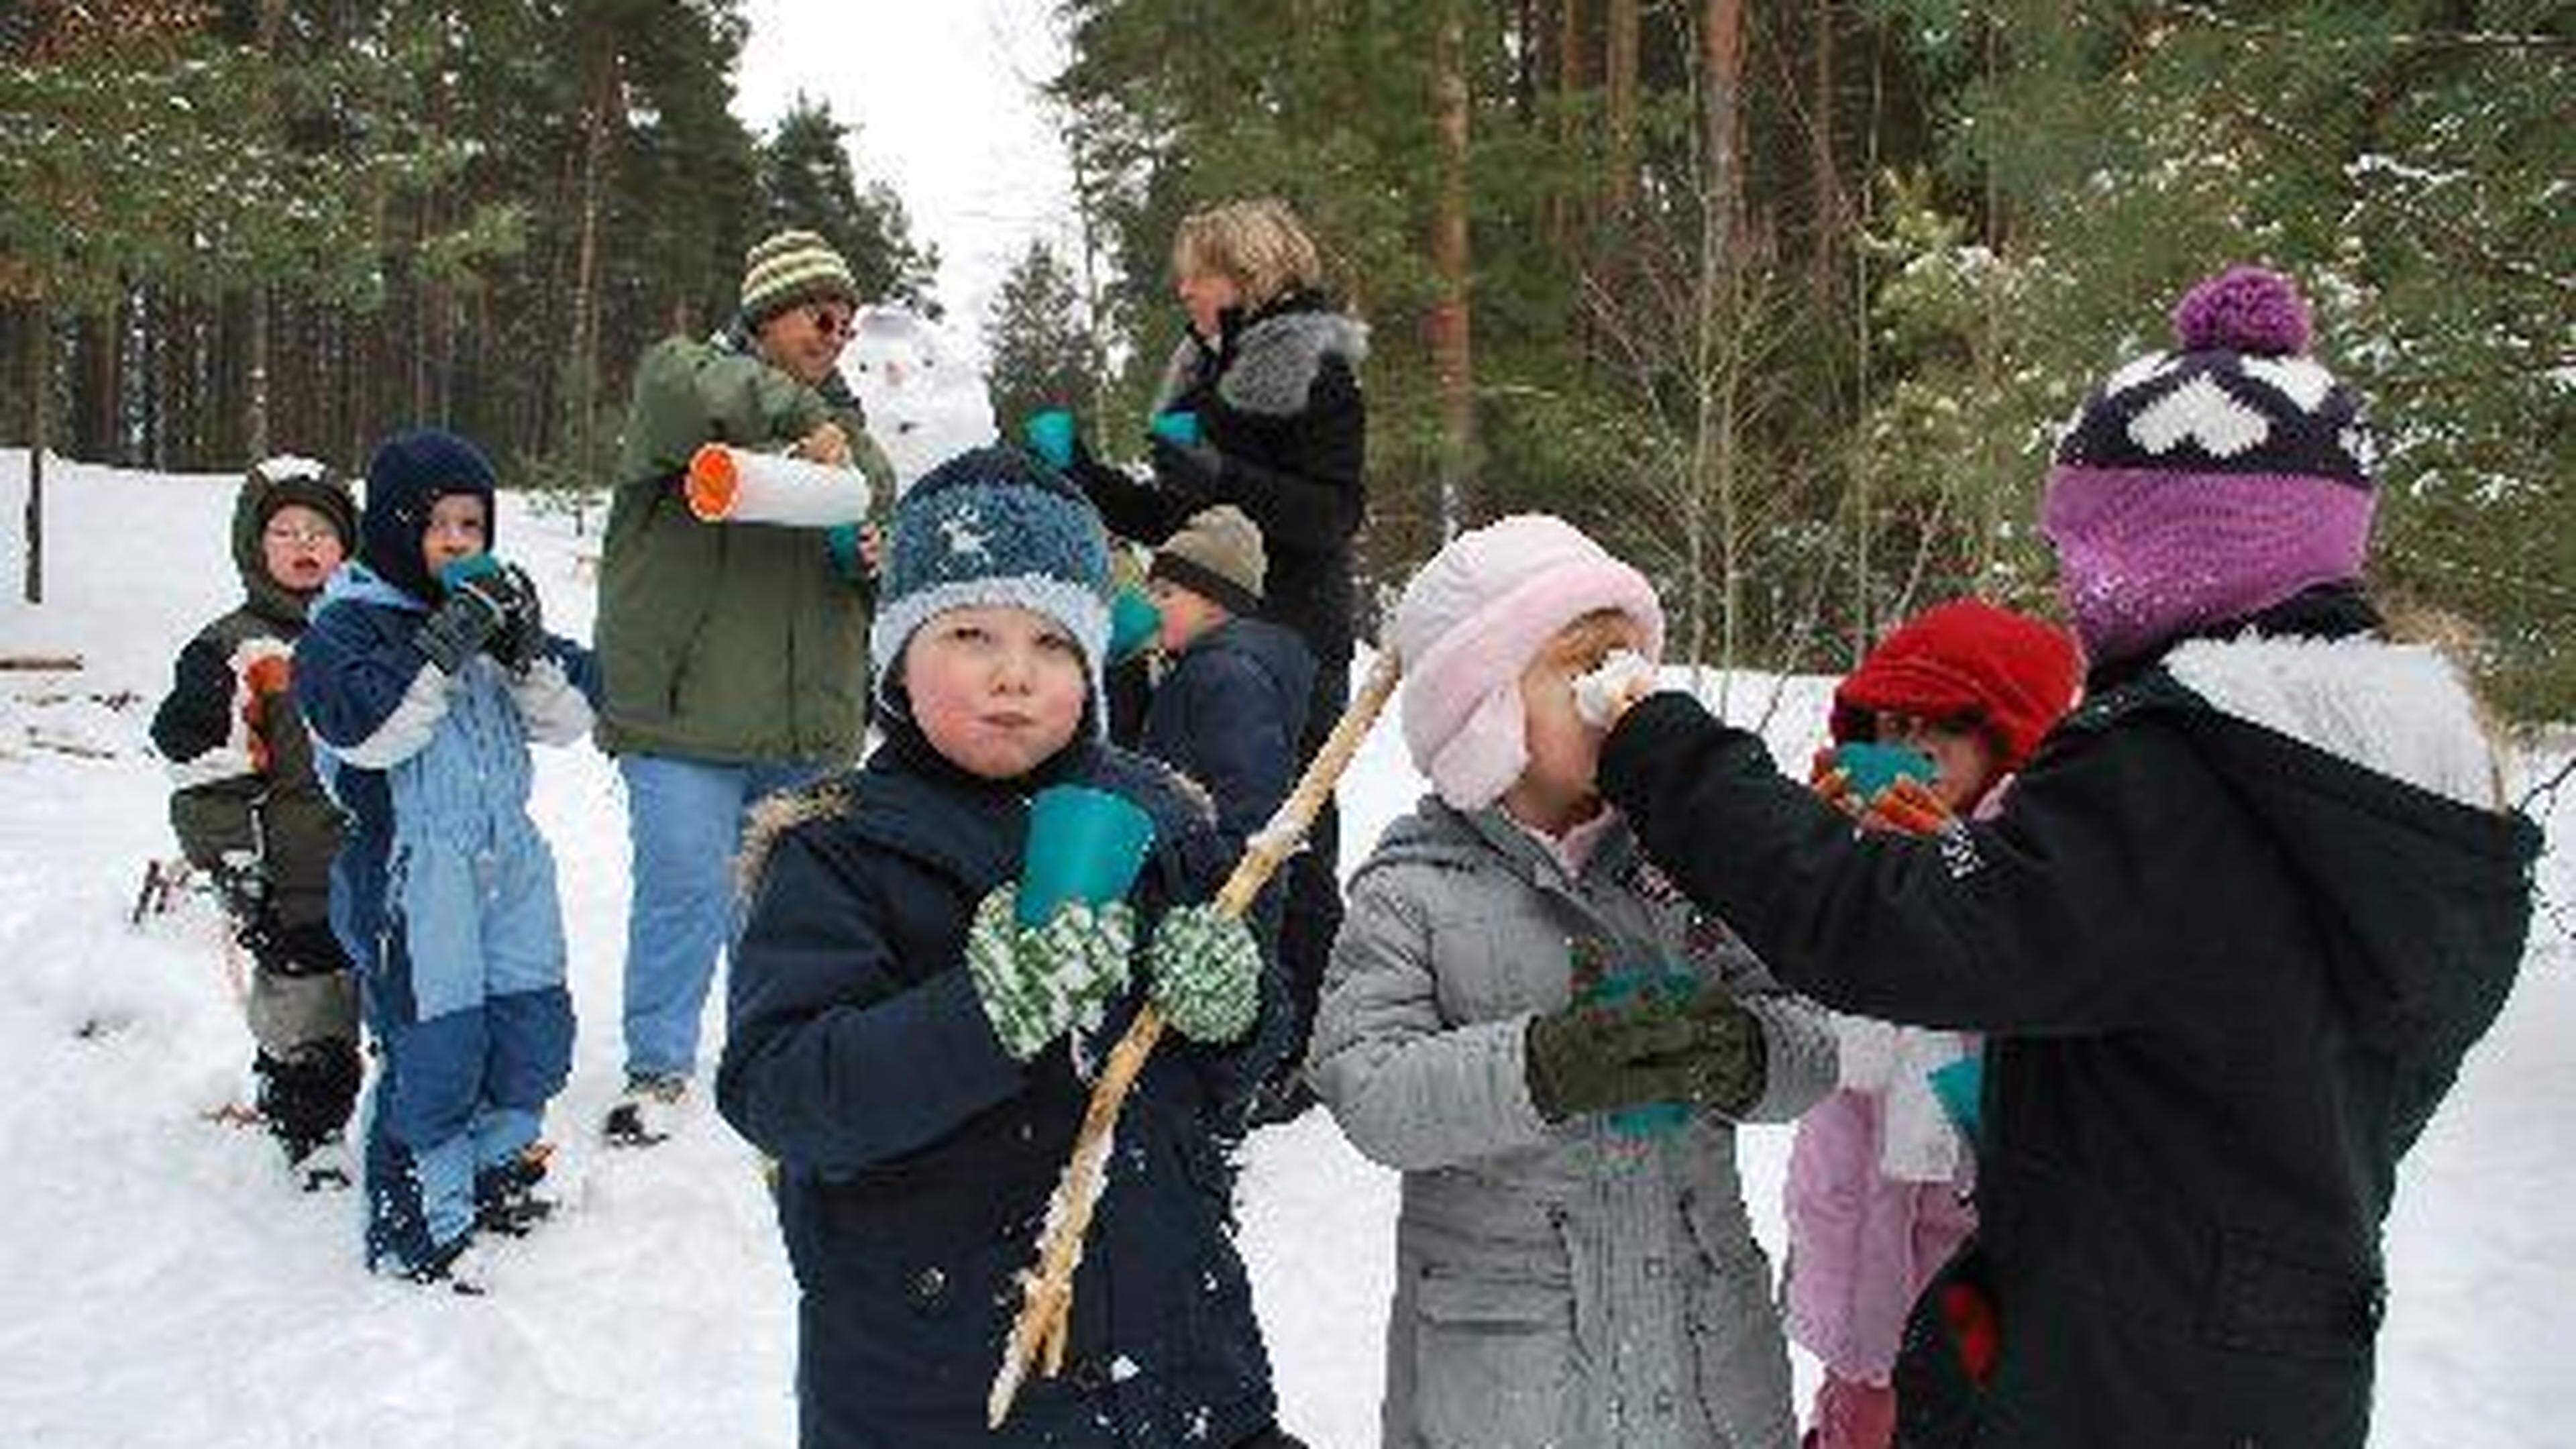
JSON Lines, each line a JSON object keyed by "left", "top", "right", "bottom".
{"left": 1606, "top": 0, "right": 1638, "bottom": 216}
{"left": 24, "top": 297, "right": 48, "bottom": 604}
{"left": 1808, "top": 0, "right": 1839, "bottom": 305}
{"left": 1851, "top": 18, "right": 1881, "bottom": 663}
{"left": 1431, "top": 0, "right": 1477, "bottom": 537}
{"left": 1691, "top": 0, "right": 1746, "bottom": 687}
{"left": 247, "top": 286, "right": 273, "bottom": 456}
{"left": 1552, "top": 0, "right": 1585, "bottom": 260}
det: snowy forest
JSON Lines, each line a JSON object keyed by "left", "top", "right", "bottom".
{"left": 5, "top": 0, "right": 2570, "bottom": 711}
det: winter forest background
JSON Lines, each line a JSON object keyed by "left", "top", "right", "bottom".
{"left": 3, "top": 0, "right": 2568, "bottom": 715}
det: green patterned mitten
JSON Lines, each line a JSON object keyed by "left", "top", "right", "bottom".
{"left": 965, "top": 884, "right": 1135, "bottom": 1061}
{"left": 1145, "top": 904, "right": 1262, "bottom": 1045}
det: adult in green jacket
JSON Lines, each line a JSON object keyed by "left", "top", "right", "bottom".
{"left": 594, "top": 228, "right": 895, "bottom": 1144}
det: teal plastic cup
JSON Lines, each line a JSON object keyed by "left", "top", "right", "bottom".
{"left": 1834, "top": 740, "right": 1936, "bottom": 797}
{"left": 1108, "top": 584, "right": 1163, "bottom": 662}
{"left": 1024, "top": 409, "right": 1077, "bottom": 469}
{"left": 1017, "top": 784, "right": 1158, "bottom": 927}
{"left": 1927, "top": 1055, "right": 1984, "bottom": 1146}
{"left": 1147, "top": 409, "right": 1202, "bottom": 447}
{"left": 1580, "top": 962, "right": 1703, "bottom": 1140}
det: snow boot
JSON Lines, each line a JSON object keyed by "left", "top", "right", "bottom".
{"left": 602, "top": 1073, "right": 688, "bottom": 1148}
{"left": 254, "top": 1037, "right": 362, "bottom": 1170}
{"left": 474, "top": 1142, "right": 557, "bottom": 1236}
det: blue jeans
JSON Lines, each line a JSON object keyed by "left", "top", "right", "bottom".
{"left": 619, "top": 753, "right": 826, "bottom": 1081}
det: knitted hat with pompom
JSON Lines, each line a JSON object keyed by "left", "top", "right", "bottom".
{"left": 2040, "top": 266, "right": 2377, "bottom": 667}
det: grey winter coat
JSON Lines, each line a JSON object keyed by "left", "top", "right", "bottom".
{"left": 1311, "top": 800, "right": 1835, "bottom": 1449}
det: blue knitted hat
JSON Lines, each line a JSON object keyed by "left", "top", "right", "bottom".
{"left": 869, "top": 445, "right": 1113, "bottom": 730}
{"left": 361, "top": 427, "right": 497, "bottom": 602}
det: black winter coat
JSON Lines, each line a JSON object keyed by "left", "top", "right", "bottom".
{"left": 716, "top": 725, "right": 1291, "bottom": 1449}
{"left": 1073, "top": 290, "right": 1367, "bottom": 671}
{"left": 1598, "top": 624, "right": 2537, "bottom": 1449}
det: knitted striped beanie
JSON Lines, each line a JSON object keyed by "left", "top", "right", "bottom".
{"left": 739, "top": 228, "right": 859, "bottom": 325}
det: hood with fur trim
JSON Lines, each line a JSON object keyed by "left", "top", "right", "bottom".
{"left": 2097, "top": 634, "right": 2536, "bottom": 1154}
{"left": 1152, "top": 299, "right": 1370, "bottom": 420}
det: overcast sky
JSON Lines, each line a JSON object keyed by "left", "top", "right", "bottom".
{"left": 730, "top": 0, "right": 1079, "bottom": 363}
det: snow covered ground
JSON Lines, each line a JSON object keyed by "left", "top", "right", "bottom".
{"left": 0, "top": 452, "right": 2567, "bottom": 1447}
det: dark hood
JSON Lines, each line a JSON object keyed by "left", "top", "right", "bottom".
{"left": 2155, "top": 665, "right": 2540, "bottom": 1157}
{"left": 359, "top": 428, "right": 497, "bottom": 602}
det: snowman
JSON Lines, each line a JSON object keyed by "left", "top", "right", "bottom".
{"left": 839, "top": 306, "right": 998, "bottom": 494}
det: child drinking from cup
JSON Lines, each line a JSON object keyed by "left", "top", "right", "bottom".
{"left": 1782, "top": 599, "right": 2080, "bottom": 1449}
{"left": 292, "top": 429, "right": 594, "bottom": 1288}
{"left": 716, "top": 447, "right": 1305, "bottom": 1449}
{"left": 1309, "top": 513, "right": 1835, "bottom": 1449}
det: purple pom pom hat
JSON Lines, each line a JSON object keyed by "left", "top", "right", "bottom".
{"left": 2041, "top": 266, "right": 2379, "bottom": 667}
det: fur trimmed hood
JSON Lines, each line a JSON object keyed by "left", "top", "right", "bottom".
{"left": 1152, "top": 301, "right": 1370, "bottom": 419}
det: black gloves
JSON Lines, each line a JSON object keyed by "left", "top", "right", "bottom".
{"left": 417, "top": 558, "right": 539, "bottom": 674}
{"left": 1148, "top": 435, "right": 1225, "bottom": 506}
{"left": 1523, "top": 985, "right": 1767, "bottom": 1124}
{"left": 479, "top": 564, "right": 545, "bottom": 674}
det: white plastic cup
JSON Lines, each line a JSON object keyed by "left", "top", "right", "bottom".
{"left": 686, "top": 444, "right": 874, "bottom": 527}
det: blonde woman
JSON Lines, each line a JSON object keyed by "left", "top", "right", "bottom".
{"left": 1067, "top": 197, "right": 1368, "bottom": 1122}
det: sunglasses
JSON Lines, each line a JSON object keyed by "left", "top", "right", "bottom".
{"left": 806, "top": 303, "right": 855, "bottom": 340}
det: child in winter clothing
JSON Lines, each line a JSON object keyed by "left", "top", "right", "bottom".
{"left": 293, "top": 428, "right": 595, "bottom": 1288}
{"left": 716, "top": 446, "right": 1302, "bottom": 1449}
{"left": 1591, "top": 268, "right": 2538, "bottom": 1448}
{"left": 1140, "top": 504, "right": 1317, "bottom": 950}
{"left": 152, "top": 457, "right": 366, "bottom": 1185}
{"left": 1309, "top": 513, "right": 1837, "bottom": 1449}
{"left": 1780, "top": 599, "right": 2080, "bottom": 1449}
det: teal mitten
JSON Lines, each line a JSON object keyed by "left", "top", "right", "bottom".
{"left": 1144, "top": 903, "right": 1261, "bottom": 1045}
{"left": 965, "top": 883, "right": 1136, "bottom": 1061}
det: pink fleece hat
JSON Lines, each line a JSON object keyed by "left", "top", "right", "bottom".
{"left": 1391, "top": 514, "right": 1666, "bottom": 811}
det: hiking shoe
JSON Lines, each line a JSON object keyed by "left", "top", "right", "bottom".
{"left": 474, "top": 1142, "right": 557, "bottom": 1236}
{"left": 402, "top": 1234, "right": 491, "bottom": 1296}
{"left": 602, "top": 1073, "right": 688, "bottom": 1148}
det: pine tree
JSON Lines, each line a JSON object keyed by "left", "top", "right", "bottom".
{"left": 982, "top": 241, "right": 1095, "bottom": 438}
{"left": 758, "top": 97, "right": 938, "bottom": 312}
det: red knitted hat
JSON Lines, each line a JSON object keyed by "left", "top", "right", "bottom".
{"left": 1830, "top": 600, "right": 2084, "bottom": 769}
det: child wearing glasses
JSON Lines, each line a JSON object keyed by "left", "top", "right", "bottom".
{"left": 152, "top": 456, "right": 366, "bottom": 1190}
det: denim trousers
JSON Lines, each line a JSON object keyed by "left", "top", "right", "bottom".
{"left": 619, "top": 752, "right": 826, "bottom": 1081}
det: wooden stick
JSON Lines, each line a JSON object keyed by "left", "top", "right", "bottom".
{"left": 989, "top": 651, "right": 1402, "bottom": 1428}
{"left": 0, "top": 653, "right": 83, "bottom": 671}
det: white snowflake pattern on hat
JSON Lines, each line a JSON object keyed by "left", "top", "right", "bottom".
{"left": 2239, "top": 355, "right": 2335, "bottom": 412}
{"left": 2102, "top": 350, "right": 2179, "bottom": 398}
{"left": 940, "top": 506, "right": 990, "bottom": 560}
{"left": 2127, "top": 374, "right": 2270, "bottom": 458}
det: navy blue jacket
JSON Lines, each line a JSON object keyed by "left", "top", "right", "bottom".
{"left": 1141, "top": 616, "right": 1315, "bottom": 945}
{"left": 716, "top": 724, "right": 1291, "bottom": 1449}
